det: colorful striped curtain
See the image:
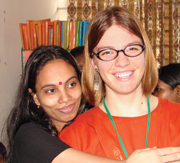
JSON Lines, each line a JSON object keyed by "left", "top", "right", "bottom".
{"left": 67, "top": 0, "right": 180, "bottom": 67}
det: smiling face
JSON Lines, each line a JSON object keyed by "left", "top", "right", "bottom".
{"left": 92, "top": 25, "right": 145, "bottom": 96}
{"left": 31, "top": 59, "right": 82, "bottom": 132}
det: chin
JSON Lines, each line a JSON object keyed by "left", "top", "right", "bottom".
{"left": 116, "top": 87, "right": 136, "bottom": 94}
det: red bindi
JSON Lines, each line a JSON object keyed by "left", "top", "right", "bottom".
{"left": 59, "top": 82, "right": 62, "bottom": 85}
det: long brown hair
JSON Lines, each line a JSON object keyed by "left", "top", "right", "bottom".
{"left": 82, "top": 6, "right": 158, "bottom": 106}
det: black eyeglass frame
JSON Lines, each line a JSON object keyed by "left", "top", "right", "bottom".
{"left": 92, "top": 44, "right": 145, "bottom": 61}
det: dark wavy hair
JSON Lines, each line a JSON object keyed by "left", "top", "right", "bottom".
{"left": 6, "top": 45, "right": 81, "bottom": 162}
{"left": 158, "top": 63, "right": 180, "bottom": 89}
{"left": 70, "top": 46, "right": 84, "bottom": 58}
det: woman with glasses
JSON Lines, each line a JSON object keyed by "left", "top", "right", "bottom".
{"left": 59, "top": 6, "right": 180, "bottom": 162}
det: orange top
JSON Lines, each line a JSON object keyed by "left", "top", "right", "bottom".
{"left": 59, "top": 98, "right": 180, "bottom": 160}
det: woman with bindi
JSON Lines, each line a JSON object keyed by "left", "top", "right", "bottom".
{"left": 6, "top": 45, "right": 127, "bottom": 163}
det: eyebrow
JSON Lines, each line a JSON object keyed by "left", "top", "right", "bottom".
{"left": 66, "top": 76, "right": 78, "bottom": 83}
{"left": 97, "top": 41, "right": 143, "bottom": 51}
{"left": 41, "top": 76, "right": 78, "bottom": 90}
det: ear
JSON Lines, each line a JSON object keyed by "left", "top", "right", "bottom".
{"left": 176, "top": 85, "right": 180, "bottom": 98}
{"left": 91, "top": 57, "right": 97, "bottom": 69}
{"left": 28, "top": 88, "right": 40, "bottom": 106}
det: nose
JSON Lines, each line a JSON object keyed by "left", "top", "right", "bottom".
{"left": 58, "top": 90, "right": 71, "bottom": 104}
{"left": 115, "top": 50, "right": 130, "bottom": 67}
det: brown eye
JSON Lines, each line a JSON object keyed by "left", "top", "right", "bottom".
{"left": 100, "top": 49, "right": 114, "bottom": 56}
{"left": 152, "top": 87, "right": 160, "bottom": 95}
{"left": 68, "top": 82, "right": 77, "bottom": 88}
{"left": 46, "top": 89, "right": 55, "bottom": 93}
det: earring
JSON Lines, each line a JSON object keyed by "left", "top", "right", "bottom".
{"left": 94, "top": 68, "right": 99, "bottom": 91}
{"left": 37, "top": 105, "right": 40, "bottom": 108}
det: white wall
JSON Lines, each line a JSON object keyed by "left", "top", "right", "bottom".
{"left": 0, "top": 0, "right": 68, "bottom": 140}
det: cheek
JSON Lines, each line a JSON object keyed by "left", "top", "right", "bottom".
{"left": 137, "top": 55, "right": 146, "bottom": 70}
{"left": 159, "top": 92, "right": 167, "bottom": 98}
{"left": 75, "top": 88, "right": 82, "bottom": 101}
{"left": 70, "top": 84, "right": 82, "bottom": 101}
{"left": 166, "top": 90, "right": 177, "bottom": 102}
{"left": 134, "top": 56, "right": 146, "bottom": 81}
{"left": 97, "top": 62, "right": 112, "bottom": 76}
{"left": 158, "top": 89, "right": 171, "bottom": 99}
{"left": 71, "top": 89, "right": 82, "bottom": 111}
{"left": 38, "top": 96, "right": 58, "bottom": 108}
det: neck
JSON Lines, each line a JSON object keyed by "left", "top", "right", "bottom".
{"left": 53, "top": 121, "right": 66, "bottom": 133}
{"left": 99, "top": 87, "right": 149, "bottom": 117}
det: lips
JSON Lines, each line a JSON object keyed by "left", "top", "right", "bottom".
{"left": 114, "top": 71, "right": 133, "bottom": 79}
{"left": 58, "top": 103, "right": 75, "bottom": 114}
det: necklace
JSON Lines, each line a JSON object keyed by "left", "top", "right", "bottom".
{"left": 103, "top": 96, "right": 151, "bottom": 159}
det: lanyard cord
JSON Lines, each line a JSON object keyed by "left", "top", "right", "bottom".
{"left": 103, "top": 96, "right": 151, "bottom": 159}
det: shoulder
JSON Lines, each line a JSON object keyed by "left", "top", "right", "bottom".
{"left": 75, "top": 106, "right": 103, "bottom": 124}
{"left": 78, "top": 106, "right": 101, "bottom": 117}
{"left": 14, "top": 122, "right": 70, "bottom": 148}
{"left": 16, "top": 122, "right": 44, "bottom": 135}
{"left": 13, "top": 122, "right": 70, "bottom": 163}
{"left": 151, "top": 96, "right": 180, "bottom": 113}
{"left": 59, "top": 106, "right": 104, "bottom": 149}
{"left": 60, "top": 106, "right": 103, "bottom": 136}
{"left": 156, "top": 98, "right": 180, "bottom": 122}
{"left": 15, "top": 122, "right": 52, "bottom": 142}
{"left": 14, "top": 122, "right": 44, "bottom": 144}
{"left": 157, "top": 98, "right": 180, "bottom": 145}
{"left": 158, "top": 98, "right": 180, "bottom": 111}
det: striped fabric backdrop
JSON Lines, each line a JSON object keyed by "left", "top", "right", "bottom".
{"left": 67, "top": 0, "right": 180, "bottom": 67}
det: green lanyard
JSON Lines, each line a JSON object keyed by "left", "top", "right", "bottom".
{"left": 103, "top": 96, "right": 151, "bottom": 159}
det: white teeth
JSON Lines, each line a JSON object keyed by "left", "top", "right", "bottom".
{"left": 115, "top": 72, "right": 132, "bottom": 78}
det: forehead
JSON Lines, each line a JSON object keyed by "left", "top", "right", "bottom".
{"left": 36, "top": 59, "right": 77, "bottom": 82}
{"left": 95, "top": 25, "right": 142, "bottom": 49}
{"left": 158, "top": 80, "right": 172, "bottom": 89}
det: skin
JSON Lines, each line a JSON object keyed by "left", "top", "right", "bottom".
{"left": 30, "top": 59, "right": 82, "bottom": 132}
{"left": 154, "top": 80, "right": 179, "bottom": 103}
{"left": 92, "top": 25, "right": 145, "bottom": 96}
{"left": 92, "top": 24, "right": 152, "bottom": 117}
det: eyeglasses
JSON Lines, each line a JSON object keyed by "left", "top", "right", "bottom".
{"left": 92, "top": 44, "right": 145, "bottom": 61}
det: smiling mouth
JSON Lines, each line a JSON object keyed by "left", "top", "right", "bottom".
{"left": 115, "top": 71, "right": 133, "bottom": 79}
{"left": 58, "top": 103, "right": 75, "bottom": 114}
